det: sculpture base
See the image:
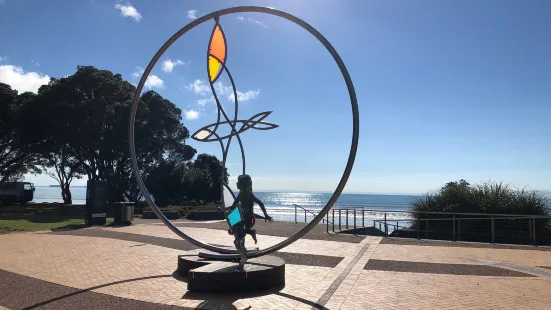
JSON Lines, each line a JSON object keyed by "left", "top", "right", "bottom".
{"left": 177, "top": 250, "right": 285, "bottom": 293}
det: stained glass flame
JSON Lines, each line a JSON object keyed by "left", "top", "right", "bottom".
{"left": 208, "top": 25, "right": 226, "bottom": 82}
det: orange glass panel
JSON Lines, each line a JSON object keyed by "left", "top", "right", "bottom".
{"left": 208, "top": 56, "right": 221, "bottom": 82}
{"left": 209, "top": 25, "right": 226, "bottom": 64}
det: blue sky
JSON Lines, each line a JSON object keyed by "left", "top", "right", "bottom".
{"left": 1, "top": 0, "right": 550, "bottom": 194}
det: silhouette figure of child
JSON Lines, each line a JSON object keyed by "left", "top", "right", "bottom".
{"left": 226, "top": 174, "right": 273, "bottom": 267}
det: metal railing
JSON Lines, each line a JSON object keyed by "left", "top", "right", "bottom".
{"left": 292, "top": 206, "right": 551, "bottom": 246}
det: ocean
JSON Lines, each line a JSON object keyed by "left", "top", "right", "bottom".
{"left": 32, "top": 186, "right": 419, "bottom": 225}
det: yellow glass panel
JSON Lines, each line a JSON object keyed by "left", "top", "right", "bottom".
{"left": 209, "top": 25, "right": 226, "bottom": 63}
{"left": 208, "top": 56, "right": 221, "bottom": 82}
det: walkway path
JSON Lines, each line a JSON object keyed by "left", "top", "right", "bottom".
{"left": 0, "top": 220, "right": 550, "bottom": 309}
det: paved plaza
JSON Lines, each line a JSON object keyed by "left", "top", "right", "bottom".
{"left": 0, "top": 219, "right": 550, "bottom": 309}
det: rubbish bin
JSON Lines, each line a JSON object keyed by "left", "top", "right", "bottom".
{"left": 113, "top": 202, "right": 134, "bottom": 225}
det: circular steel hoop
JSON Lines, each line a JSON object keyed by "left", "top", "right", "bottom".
{"left": 129, "top": 6, "right": 360, "bottom": 258}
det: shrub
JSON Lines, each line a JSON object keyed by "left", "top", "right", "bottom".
{"left": 409, "top": 180, "right": 551, "bottom": 244}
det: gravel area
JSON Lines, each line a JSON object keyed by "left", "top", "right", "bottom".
{"left": 51, "top": 228, "right": 344, "bottom": 268}
{"left": 134, "top": 218, "right": 364, "bottom": 244}
{"left": 364, "top": 259, "right": 535, "bottom": 277}
{"left": 380, "top": 237, "right": 551, "bottom": 252}
{"left": 0, "top": 269, "right": 191, "bottom": 310}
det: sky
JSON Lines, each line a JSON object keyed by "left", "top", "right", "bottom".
{"left": 0, "top": 0, "right": 550, "bottom": 194}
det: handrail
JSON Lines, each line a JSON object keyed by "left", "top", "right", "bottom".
{"left": 293, "top": 204, "right": 332, "bottom": 224}
{"left": 359, "top": 208, "right": 551, "bottom": 218}
{"left": 291, "top": 205, "right": 550, "bottom": 246}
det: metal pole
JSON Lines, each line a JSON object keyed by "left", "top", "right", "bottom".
{"left": 346, "top": 209, "right": 349, "bottom": 229}
{"left": 417, "top": 217, "right": 420, "bottom": 240}
{"left": 458, "top": 220, "right": 461, "bottom": 241}
{"left": 425, "top": 214, "right": 428, "bottom": 239}
{"left": 339, "top": 209, "right": 341, "bottom": 231}
{"left": 362, "top": 209, "right": 365, "bottom": 227}
{"left": 332, "top": 209, "right": 335, "bottom": 233}
{"left": 326, "top": 212, "right": 329, "bottom": 233}
{"left": 304, "top": 209, "right": 307, "bottom": 223}
{"left": 532, "top": 218, "right": 537, "bottom": 246}
{"left": 354, "top": 210, "right": 357, "bottom": 230}
{"left": 295, "top": 204, "right": 297, "bottom": 223}
{"left": 528, "top": 219, "right": 532, "bottom": 245}
{"left": 491, "top": 217, "right": 495, "bottom": 244}
{"left": 452, "top": 214, "right": 456, "bottom": 242}
{"left": 396, "top": 221, "right": 399, "bottom": 232}
{"left": 384, "top": 213, "right": 387, "bottom": 237}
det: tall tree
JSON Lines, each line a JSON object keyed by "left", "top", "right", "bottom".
{"left": 20, "top": 66, "right": 196, "bottom": 201}
{"left": 0, "top": 83, "right": 42, "bottom": 182}
{"left": 45, "top": 145, "right": 85, "bottom": 204}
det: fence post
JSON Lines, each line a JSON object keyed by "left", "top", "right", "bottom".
{"left": 326, "top": 212, "right": 329, "bottom": 233}
{"left": 458, "top": 220, "right": 461, "bottom": 241}
{"left": 384, "top": 213, "right": 387, "bottom": 237}
{"left": 491, "top": 217, "right": 495, "bottom": 244}
{"left": 332, "top": 209, "right": 335, "bottom": 233}
{"left": 528, "top": 218, "right": 532, "bottom": 245}
{"left": 452, "top": 214, "right": 456, "bottom": 242}
{"left": 425, "top": 214, "right": 428, "bottom": 239}
{"left": 339, "top": 209, "right": 341, "bottom": 231}
{"left": 346, "top": 209, "right": 349, "bottom": 229}
{"left": 294, "top": 204, "right": 297, "bottom": 223}
{"left": 417, "top": 217, "right": 420, "bottom": 240}
{"left": 532, "top": 218, "right": 537, "bottom": 246}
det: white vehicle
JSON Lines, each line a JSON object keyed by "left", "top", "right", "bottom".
{"left": 0, "top": 182, "right": 35, "bottom": 205}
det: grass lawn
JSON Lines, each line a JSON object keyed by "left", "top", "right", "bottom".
{"left": 0, "top": 203, "right": 113, "bottom": 234}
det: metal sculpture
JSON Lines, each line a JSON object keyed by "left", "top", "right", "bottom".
{"left": 129, "top": 6, "right": 359, "bottom": 262}
{"left": 187, "top": 17, "right": 278, "bottom": 268}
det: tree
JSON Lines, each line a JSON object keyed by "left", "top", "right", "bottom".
{"left": 20, "top": 66, "right": 196, "bottom": 202}
{"left": 0, "top": 83, "right": 43, "bottom": 182}
{"left": 45, "top": 145, "right": 85, "bottom": 204}
{"left": 146, "top": 154, "right": 227, "bottom": 207}
{"left": 193, "top": 153, "right": 228, "bottom": 201}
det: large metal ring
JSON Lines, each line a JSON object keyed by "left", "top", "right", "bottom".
{"left": 129, "top": 6, "right": 359, "bottom": 258}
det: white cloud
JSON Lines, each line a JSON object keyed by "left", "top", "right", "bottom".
{"left": 187, "top": 9, "right": 197, "bottom": 19}
{"left": 228, "top": 90, "right": 260, "bottom": 102}
{"left": 144, "top": 75, "right": 164, "bottom": 89}
{"left": 114, "top": 1, "right": 142, "bottom": 22}
{"left": 236, "top": 16, "right": 268, "bottom": 28}
{"left": 185, "top": 79, "right": 210, "bottom": 95}
{"left": 162, "top": 59, "right": 185, "bottom": 73}
{"left": 131, "top": 66, "right": 144, "bottom": 78}
{"left": 0, "top": 65, "right": 50, "bottom": 93}
{"left": 197, "top": 97, "right": 214, "bottom": 106}
{"left": 184, "top": 109, "right": 200, "bottom": 120}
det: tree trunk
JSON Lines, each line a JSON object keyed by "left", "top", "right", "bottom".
{"left": 62, "top": 184, "right": 72, "bottom": 204}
